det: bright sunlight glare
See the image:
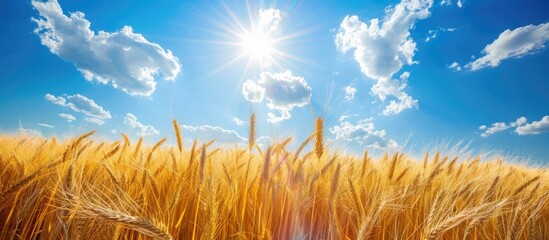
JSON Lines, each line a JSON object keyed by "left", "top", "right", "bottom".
{"left": 241, "top": 30, "right": 274, "bottom": 60}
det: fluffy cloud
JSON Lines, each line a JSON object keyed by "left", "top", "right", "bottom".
{"left": 448, "top": 62, "right": 462, "bottom": 71}
{"left": 329, "top": 117, "right": 399, "bottom": 150}
{"left": 242, "top": 80, "right": 265, "bottom": 103}
{"left": 479, "top": 117, "right": 528, "bottom": 137}
{"left": 124, "top": 113, "right": 159, "bottom": 137}
{"left": 343, "top": 85, "right": 357, "bottom": 101}
{"left": 467, "top": 23, "right": 549, "bottom": 71}
{"left": 335, "top": 0, "right": 432, "bottom": 115}
{"left": 32, "top": 0, "right": 181, "bottom": 96}
{"left": 480, "top": 122, "right": 510, "bottom": 138}
{"left": 516, "top": 116, "right": 549, "bottom": 135}
{"left": 242, "top": 70, "right": 312, "bottom": 123}
{"left": 372, "top": 72, "right": 418, "bottom": 115}
{"left": 181, "top": 125, "right": 248, "bottom": 144}
{"left": 59, "top": 113, "right": 76, "bottom": 122}
{"left": 181, "top": 124, "right": 272, "bottom": 147}
{"left": 440, "top": 0, "right": 463, "bottom": 8}
{"left": 257, "top": 8, "right": 282, "bottom": 34}
{"left": 45, "top": 94, "right": 111, "bottom": 123}
{"left": 232, "top": 117, "right": 247, "bottom": 126}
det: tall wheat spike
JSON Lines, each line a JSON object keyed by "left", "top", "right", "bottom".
{"left": 249, "top": 113, "right": 256, "bottom": 151}
{"left": 172, "top": 119, "right": 183, "bottom": 153}
{"left": 133, "top": 137, "right": 144, "bottom": 159}
{"left": 79, "top": 204, "right": 172, "bottom": 240}
{"left": 199, "top": 144, "right": 207, "bottom": 181}
{"left": 314, "top": 117, "right": 324, "bottom": 160}
{"left": 121, "top": 133, "right": 131, "bottom": 148}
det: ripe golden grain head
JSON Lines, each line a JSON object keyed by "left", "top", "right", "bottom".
{"left": 172, "top": 119, "right": 183, "bottom": 153}
{"left": 314, "top": 117, "right": 324, "bottom": 160}
{"left": 249, "top": 113, "right": 256, "bottom": 151}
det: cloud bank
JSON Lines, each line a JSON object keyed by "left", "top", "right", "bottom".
{"left": 330, "top": 117, "right": 399, "bottom": 151}
{"left": 124, "top": 113, "right": 159, "bottom": 137}
{"left": 45, "top": 93, "right": 111, "bottom": 125}
{"left": 257, "top": 8, "right": 282, "bottom": 34}
{"left": 32, "top": 0, "right": 181, "bottom": 96}
{"left": 515, "top": 116, "right": 549, "bottom": 135}
{"left": 478, "top": 116, "right": 549, "bottom": 137}
{"left": 335, "top": 0, "right": 432, "bottom": 115}
{"left": 182, "top": 125, "right": 248, "bottom": 144}
{"left": 467, "top": 23, "right": 549, "bottom": 70}
{"left": 242, "top": 70, "right": 312, "bottom": 123}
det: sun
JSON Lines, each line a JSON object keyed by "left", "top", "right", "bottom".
{"left": 199, "top": 6, "right": 310, "bottom": 75}
{"left": 240, "top": 29, "right": 274, "bottom": 61}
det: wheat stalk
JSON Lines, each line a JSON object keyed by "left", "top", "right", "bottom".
{"left": 427, "top": 200, "right": 506, "bottom": 240}
{"left": 146, "top": 138, "right": 167, "bottom": 166}
{"left": 514, "top": 176, "right": 540, "bottom": 196}
{"left": 249, "top": 113, "right": 256, "bottom": 151}
{"left": 172, "top": 119, "right": 183, "bottom": 153}
{"left": 199, "top": 144, "right": 207, "bottom": 181}
{"left": 388, "top": 153, "right": 399, "bottom": 181}
{"left": 314, "top": 117, "right": 324, "bottom": 160}
{"left": 133, "top": 137, "right": 144, "bottom": 159}
{"left": 80, "top": 204, "right": 172, "bottom": 240}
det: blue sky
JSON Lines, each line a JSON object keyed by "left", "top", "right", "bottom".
{"left": 1, "top": 0, "right": 548, "bottom": 161}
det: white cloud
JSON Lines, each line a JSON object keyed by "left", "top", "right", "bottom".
{"left": 257, "top": 8, "right": 282, "bottom": 34}
{"left": 425, "top": 27, "right": 457, "bottom": 42}
{"left": 32, "top": 0, "right": 181, "bottom": 96}
{"left": 329, "top": 117, "right": 399, "bottom": 150}
{"left": 440, "top": 0, "right": 451, "bottom": 6}
{"left": 232, "top": 117, "right": 247, "bottom": 126}
{"left": 441, "top": 0, "right": 464, "bottom": 7}
{"left": 343, "top": 85, "right": 357, "bottom": 101}
{"left": 242, "top": 70, "right": 312, "bottom": 123}
{"left": 45, "top": 93, "right": 111, "bottom": 121}
{"left": 85, "top": 117, "right": 105, "bottom": 126}
{"left": 425, "top": 29, "right": 438, "bottom": 42}
{"left": 479, "top": 117, "right": 528, "bottom": 137}
{"left": 480, "top": 122, "right": 509, "bottom": 138}
{"left": 38, "top": 123, "right": 54, "bottom": 128}
{"left": 448, "top": 62, "right": 462, "bottom": 71}
{"left": 339, "top": 114, "right": 360, "bottom": 122}
{"left": 45, "top": 93, "right": 66, "bottom": 105}
{"left": 510, "top": 116, "right": 528, "bottom": 127}
{"left": 466, "top": 23, "right": 549, "bottom": 71}
{"left": 256, "top": 136, "right": 272, "bottom": 146}
{"left": 124, "top": 113, "right": 159, "bottom": 137}
{"left": 242, "top": 80, "right": 265, "bottom": 103}
{"left": 59, "top": 113, "right": 76, "bottom": 122}
{"left": 335, "top": 0, "right": 432, "bottom": 115}
{"left": 111, "top": 129, "right": 118, "bottom": 135}
{"left": 372, "top": 72, "right": 419, "bottom": 115}
{"left": 516, "top": 116, "right": 549, "bottom": 135}
{"left": 181, "top": 124, "right": 272, "bottom": 147}
{"left": 181, "top": 124, "right": 247, "bottom": 144}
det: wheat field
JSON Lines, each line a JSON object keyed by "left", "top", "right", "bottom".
{"left": 0, "top": 117, "right": 548, "bottom": 240}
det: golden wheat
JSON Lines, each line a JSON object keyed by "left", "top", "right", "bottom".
{"left": 0, "top": 118, "right": 547, "bottom": 239}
